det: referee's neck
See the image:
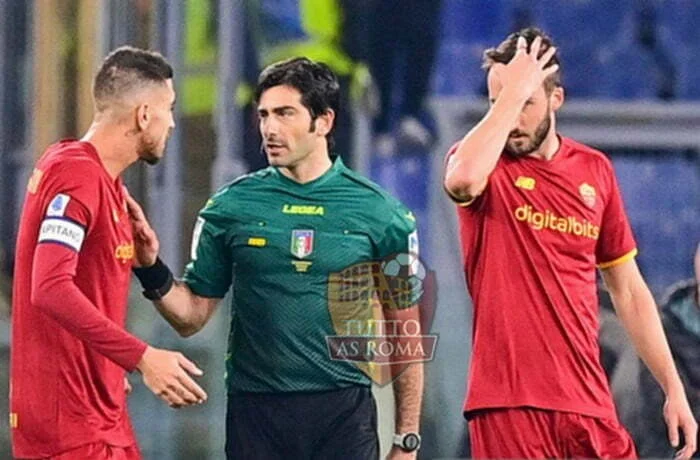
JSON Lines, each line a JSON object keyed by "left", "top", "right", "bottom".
{"left": 279, "top": 148, "right": 333, "bottom": 184}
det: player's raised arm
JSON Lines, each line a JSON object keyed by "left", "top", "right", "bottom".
{"left": 444, "top": 35, "right": 558, "bottom": 203}
{"left": 127, "top": 193, "right": 221, "bottom": 337}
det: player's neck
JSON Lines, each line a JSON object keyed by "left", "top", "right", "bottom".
{"left": 528, "top": 132, "right": 560, "bottom": 162}
{"left": 279, "top": 147, "right": 333, "bottom": 184}
{"left": 81, "top": 121, "right": 137, "bottom": 180}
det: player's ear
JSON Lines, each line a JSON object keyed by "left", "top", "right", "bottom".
{"left": 550, "top": 86, "right": 564, "bottom": 112}
{"left": 135, "top": 103, "right": 150, "bottom": 131}
{"left": 315, "top": 109, "right": 335, "bottom": 137}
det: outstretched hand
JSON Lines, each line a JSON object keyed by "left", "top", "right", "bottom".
{"left": 137, "top": 346, "right": 208, "bottom": 409}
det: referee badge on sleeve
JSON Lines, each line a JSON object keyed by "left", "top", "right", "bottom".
{"left": 408, "top": 231, "right": 419, "bottom": 256}
{"left": 190, "top": 217, "right": 205, "bottom": 260}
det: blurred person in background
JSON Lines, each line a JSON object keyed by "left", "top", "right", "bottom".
{"left": 367, "top": 0, "right": 442, "bottom": 155}
{"left": 443, "top": 27, "right": 697, "bottom": 459}
{"left": 597, "top": 282, "right": 643, "bottom": 432}
{"left": 10, "top": 46, "right": 206, "bottom": 460}
{"left": 129, "top": 57, "right": 424, "bottom": 459}
{"left": 633, "top": 243, "right": 700, "bottom": 458}
{"left": 239, "top": 0, "right": 376, "bottom": 172}
{"left": 0, "top": 247, "right": 9, "bottom": 319}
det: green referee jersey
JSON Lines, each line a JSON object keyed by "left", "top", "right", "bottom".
{"left": 183, "top": 157, "right": 418, "bottom": 393}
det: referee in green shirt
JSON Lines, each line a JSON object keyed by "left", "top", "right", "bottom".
{"left": 130, "top": 57, "right": 424, "bottom": 459}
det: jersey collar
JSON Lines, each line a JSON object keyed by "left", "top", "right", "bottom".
{"left": 273, "top": 155, "right": 346, "bottom": 189}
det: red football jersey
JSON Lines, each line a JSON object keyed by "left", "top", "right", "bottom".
{"left": 10, "top": 140, "right": 146, "bottom": 458}
{"left": 446, "top": 136, "right": 637, "bottom": 419}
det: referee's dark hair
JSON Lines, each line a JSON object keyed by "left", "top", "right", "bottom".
{"left": 93, "top": 46, "right": 173, "bottom": 113}
{"left": 483, "top": 27, "right": 562, "bottom": 95}
{"left": 255, "top": 57, "right": 340, "bottom": 152}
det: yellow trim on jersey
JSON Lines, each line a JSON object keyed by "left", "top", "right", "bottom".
{"left": 597, "top": 248, "right": 638, "bottom": 269}
{"left": 456, "top": 196, "right": 477, "bottom": 207}
{"left": 444, "top": 186, "right": 478, "bottom": 207}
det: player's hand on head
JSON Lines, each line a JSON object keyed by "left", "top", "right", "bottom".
{"left": 136, "top": 346, "right": 208, "bottom": 408}
{"left": 500, "top": 35, "right": 558, "bottom": 101}
{"left": 124, "top": 188, "right": 159, "bottom": 267}
{"left": 663, "top": 393, "right": 698, "bottom": 459}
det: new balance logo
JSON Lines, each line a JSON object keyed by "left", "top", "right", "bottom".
{"left": 515, "top": 176, "right": 536, "bottom": 190}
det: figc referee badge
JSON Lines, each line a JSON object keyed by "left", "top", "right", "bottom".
{"left": 290, "top": 229, "right": 314, "bottom": 259}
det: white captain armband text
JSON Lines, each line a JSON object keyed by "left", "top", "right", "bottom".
{"left": 37, "top": 218, "right": 86, "bottom": 252}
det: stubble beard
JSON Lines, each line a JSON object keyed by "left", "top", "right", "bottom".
{"left": 505, "top": 112, "right": 552, "bottom": 158}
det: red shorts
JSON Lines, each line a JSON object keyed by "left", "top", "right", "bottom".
{"left": 468, "top": 407, "right": 637, "bottom": 459}
{"left": 43, "top": 442, "right": 141, "bottom": 460}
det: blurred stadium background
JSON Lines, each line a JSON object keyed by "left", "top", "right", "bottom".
{"left": 0, "top": 0, "right": 698, "bottom": 458}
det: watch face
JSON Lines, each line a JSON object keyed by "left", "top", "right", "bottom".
{"left": 403, "top": 433, "right": 421, "bottom": 451}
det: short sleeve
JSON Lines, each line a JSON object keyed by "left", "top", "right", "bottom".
{"left": 376, "top": 205, "right": 419, "bottom": 259}
{"left": 182, "top": 200, "right": 233, "bottom": 298}
{"left": 443, "top": 142, "right": 488, "bottom": 210}
{"left": 36, "top": 164, "right": 99, "bottom": 253}
{"left": 596, "top": 164, "right": 637, "bottom": 268}
{"left": 375, "top": 204, "right": 422, "bottom": 309}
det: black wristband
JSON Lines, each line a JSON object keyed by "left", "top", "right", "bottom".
{"left": 133, "top": 257, "right": 174, "bottom": 300}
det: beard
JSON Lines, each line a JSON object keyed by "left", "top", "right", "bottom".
{"left": 137, "top": 133, "right": 162, "bottom": 165}
{"left": 505, "top": 112, "right": 552, "bottom": 158}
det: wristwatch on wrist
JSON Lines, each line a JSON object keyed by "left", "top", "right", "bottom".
{"left": 393, "top": 432, "right": 421, "bottom": 452}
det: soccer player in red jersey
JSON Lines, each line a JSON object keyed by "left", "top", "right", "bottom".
{"left": 10, "top": 47, "right": 207, "bottom": 459}
{"left": 443, "top": 28, "right": 698, "bottom": 459}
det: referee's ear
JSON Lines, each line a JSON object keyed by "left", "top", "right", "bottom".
{"left": 314, "top": 109, "right": 335, "bottom": 136}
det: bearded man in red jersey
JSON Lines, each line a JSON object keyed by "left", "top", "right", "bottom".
{"left": 443, "top": 27, "right": 697, "bottom": 459}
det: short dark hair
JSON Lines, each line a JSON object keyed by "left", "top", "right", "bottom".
{"left": 483, "top": 27, "right": 562, "bottom": 94}
{"left": 254, "top": 57, "right": 340, "bottom": 151}
{"left": 93, "top": 46, "right": 173, "bottom": 112}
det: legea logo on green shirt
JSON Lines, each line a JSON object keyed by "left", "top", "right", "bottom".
{"left": 282, "top": 204, "right": 325, "bottom": 216}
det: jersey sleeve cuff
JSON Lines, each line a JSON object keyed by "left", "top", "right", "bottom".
{"left": 597, "top": 248, "right": 638, "bottom": 269}
{"left": 443, "top": 186, "right": 478, "bottom": 207}
{"left": 123, "top": 339, "right": 149, "bottom": 372}
{"left": 183, "top": 277, "right": 228, "bottom": 299}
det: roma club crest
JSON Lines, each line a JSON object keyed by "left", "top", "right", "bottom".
{"left": 290, "top": 229, "right": 314, "bottom": 259}
{"left": 579, "top": 183, "right": 597, "bottom": 208}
